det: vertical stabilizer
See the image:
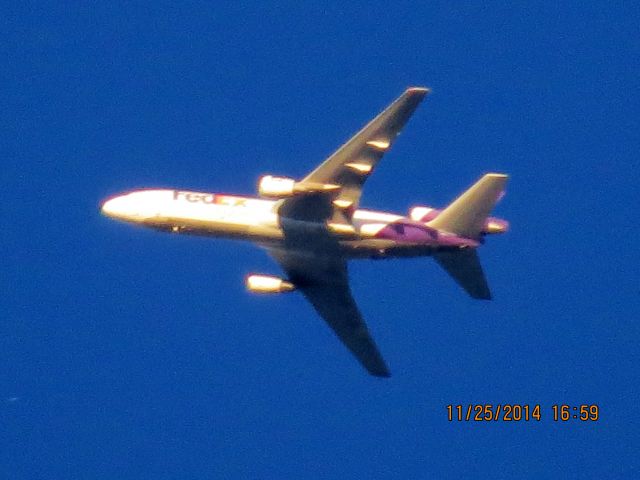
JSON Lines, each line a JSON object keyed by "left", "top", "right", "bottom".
{"left": 427, "top": 173, "right": 507, "bottom": 239}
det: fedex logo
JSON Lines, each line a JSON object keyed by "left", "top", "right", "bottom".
{"left": 173, "top": 190, "right": 216, "bottom": 204}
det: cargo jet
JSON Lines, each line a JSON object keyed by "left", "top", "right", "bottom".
{"left": 101, "top": 87, "right": 508, "bottom": 377}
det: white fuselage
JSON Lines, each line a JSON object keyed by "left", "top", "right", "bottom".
{"left": 100, "top": 189, "right": 463, "bottom": 258}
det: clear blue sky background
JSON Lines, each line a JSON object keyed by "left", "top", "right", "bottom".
{"left": 2, "top": 2, "right": 639, "bottom": 478}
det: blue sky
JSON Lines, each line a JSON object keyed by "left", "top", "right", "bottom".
{"left": 2, "top": 2, "right": 639, "bottom": 478}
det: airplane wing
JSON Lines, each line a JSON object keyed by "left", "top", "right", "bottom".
{"left": 267, "top": 247, "right": 391, "bottom": 377}
{"left": 278, "top": 87, "right": 429, "bottom": 222}
{"left": 433, "top": 249, "right": 492, "bottom": 300}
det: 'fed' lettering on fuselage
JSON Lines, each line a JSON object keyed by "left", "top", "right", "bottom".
{"left": 173, "top": 190, "right": 216, "bottom": 204}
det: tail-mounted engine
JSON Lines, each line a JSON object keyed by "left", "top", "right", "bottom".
{"left": 409, "top": 206, "right": 509, "bottom": 234}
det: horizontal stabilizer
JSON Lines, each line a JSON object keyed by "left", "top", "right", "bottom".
{"left": 428, "top": 174, "right": 507, "bottom": 239}
{"left": 433, "top": 250, "right": 491, "bottom": 300}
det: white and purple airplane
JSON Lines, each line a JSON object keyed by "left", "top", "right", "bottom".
{"left": 101, "top": 87, "right": 508, "bottom": 377}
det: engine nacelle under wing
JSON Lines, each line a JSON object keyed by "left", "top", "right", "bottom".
{"left": 258, "top": 175, "right": 296, "bottom": 198}
{"left": 258, "top": 175, "right": 340, "bottom": 199}
{"left": 246, "top": 274, "right": 295, "bottom": 294}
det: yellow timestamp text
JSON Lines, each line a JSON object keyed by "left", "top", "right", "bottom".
{"left": 446, "top": 404, "right": 600, "bottom": 422}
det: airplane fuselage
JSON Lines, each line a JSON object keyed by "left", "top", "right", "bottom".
{"left": 101, "top": 189, "right": 506, "bottom": 259}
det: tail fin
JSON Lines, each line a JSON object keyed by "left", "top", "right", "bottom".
{"left": 427, "top": 173, "right": 508, "bottom": 239}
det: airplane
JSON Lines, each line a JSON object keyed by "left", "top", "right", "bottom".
{"left": 100, "top": 87, "right": 508, "bottom": 377}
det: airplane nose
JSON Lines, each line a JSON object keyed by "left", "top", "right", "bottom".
{"left": 100, "top": 193, "right": 148, "bottom": 222}
{"left": 100, "top": 196, "right": 128, "bottom": 219}
{"left": 100, "top": 198, "right": 115, "bottom": 217}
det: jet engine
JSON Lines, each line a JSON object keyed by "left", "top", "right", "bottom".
{"left": 258, "top": 175, "right": 297, "bottom": 198}
{"left": 258, "top": 175, "right": 340, "bottom": 199}
{"left": 409, "top": 206, "right": 509, "bottom": 234}
{"left": 245, "top": 274, "right": 295, "bottom": 293}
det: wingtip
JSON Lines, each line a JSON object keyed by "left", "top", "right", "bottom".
{"left": 469, "top": 290, "right": 492, "bottom": 300}
{"left": 407, "top": 86, "right": 431, "bottom": 95}
{"left": 369, "top": 366, "right": 392, "bottom": 378}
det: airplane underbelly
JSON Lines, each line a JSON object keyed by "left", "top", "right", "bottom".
{"left": 341, "top": 239, "right": 440, "bottom": 259}
{"left": 146, "top": 204, "right": 283, "bottom": 242}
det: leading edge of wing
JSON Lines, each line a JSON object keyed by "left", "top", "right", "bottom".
{"left": 268, "top": 248, "right": 391, "bottom": 377}
{"left": 296, "top": 87, "right": 430, "bottom": 210}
